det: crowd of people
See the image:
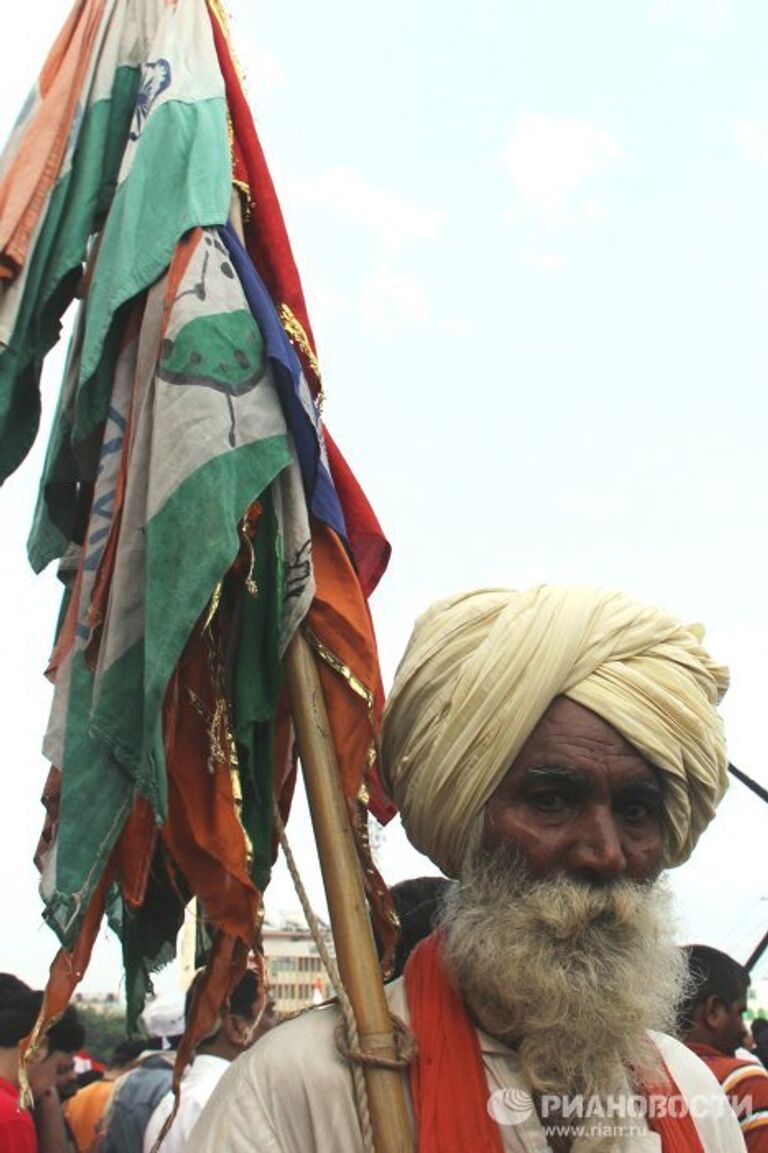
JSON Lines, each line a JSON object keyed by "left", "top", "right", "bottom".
{"left": 0, "top": 970, "right": 275, "bottom": 1153}
{"left": 2, "top": 584, "right": 768, "bottom": 1153}
{"left": 2, "top": 936, "right": 767, "bottom": 1153}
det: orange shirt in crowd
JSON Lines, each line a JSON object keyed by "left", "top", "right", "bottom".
{"left": 687, "top": 1042, "right": 768, "bottom": 1153}
{"left": 65, "top": 1079, "right": 115, "bottom": 1153}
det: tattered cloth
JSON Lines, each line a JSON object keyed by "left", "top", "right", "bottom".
{"left": 380, "top": 585, "right": 729, "bottom": 878}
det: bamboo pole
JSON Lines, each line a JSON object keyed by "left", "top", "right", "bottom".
{"left": 228, "top": 188, "right": 412, "bottom": 1151}
{"left": 285, "top": 630, "right": 414, "bottom": 1153}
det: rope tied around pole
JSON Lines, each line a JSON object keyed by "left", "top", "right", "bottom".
{"left": 334, "top": 1013, "right": 417, "bottom": 1070}
{"left": 273, "top": 799, "right": 415, "bottom": 1152}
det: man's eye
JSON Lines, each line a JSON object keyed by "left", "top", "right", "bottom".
{"left": 529, "top": 791, "right": 571, "bottom": 814}
{"left": 620, "top": 799, "right": 659, "bottom": 825}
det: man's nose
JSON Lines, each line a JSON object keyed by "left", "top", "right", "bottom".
{"left": 571, "top": 807, "right": 627, "bottom": 880}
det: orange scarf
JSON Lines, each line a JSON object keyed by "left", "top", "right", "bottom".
{"left": 404, "top": 931, "right": 706, "bottom": 1153}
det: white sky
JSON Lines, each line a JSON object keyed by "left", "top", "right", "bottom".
{"left": 1, "top": 0, "right": 767, "bottom": 998}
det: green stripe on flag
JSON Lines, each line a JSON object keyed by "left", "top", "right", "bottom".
{"left": 46, "top": 651, "right": 135, "bottom": 947}
{"left": 89, "top": 435, "right": 292, "bottom": 815}
{"left": 76, "top": 96, "right": 232, "bottom": 426}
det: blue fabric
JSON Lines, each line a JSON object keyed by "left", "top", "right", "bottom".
{"left": 102, "top": 1057, "right": 173, "bottom": 1153}
{"left": 220, "top": 223, "right": 348, "bottom": 541}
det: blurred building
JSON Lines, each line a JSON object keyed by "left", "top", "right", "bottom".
{"left": 263, "top": 919, "right": 334, "bottom": 1015}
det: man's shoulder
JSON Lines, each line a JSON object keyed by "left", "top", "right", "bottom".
{"left": 652, "top": 1032, "right": 740, "bottom": 1097}
{"left": 142, "top": 1089, "right": 174, "bottom": 1153}
{"left": 188, "top": 1002, "right": 368, "bottom": 1153}
{"left": 235, "top": 1001, "right": 345, "bottom": 1083}
{"left": 717, "top": 1057, "right": 768, "bottom": 1105}
{"left": 0, "top": 1083, "right": 36, "bottom": 1152}
{"left": 186, "top": 1054, "right": 229, "bottom": 1088}
{"left": 237, "top": 979, "right": 407, "bottom": 1081}
{"left": 652, "top": 1033, "right": 752, "bottom": 1151}
{"left": 138, "top": 1053, "right": 175, "bottom": 1071}
{"left": 683, "top": 1041, "right": 768, "bottom": 1101}
{"left": 110, "top": 1058, "right": 174, "bottom": 1131}
{"left": 0, "top": 1095, "right": 33, "bottom": 1129}
{"left": 711, "top": 1058, "right": 768, "bottom": 1147}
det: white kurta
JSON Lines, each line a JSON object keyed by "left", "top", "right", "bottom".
{"left": 188, "top": 980, "right": 746, "bottom": 1153}
{"left": 144, "top": 1054, "right": 230, "bottom": 1153}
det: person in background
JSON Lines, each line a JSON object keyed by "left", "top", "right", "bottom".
{"left": 32, "top": 1005, "right": 86, "bottom": 1153}
{"left": 45, "top": 1008, "right": 86, "bottom": 1105}
{"left": 65, "top": 1041, "right": 144, "bottom": 1153}
{"left": 0, "top": 975, "right": 52, "bottom": 1153}
{"left": 143, "top": 969, "right": 272, "bottom": 1153}
{"left": 753, "top": 1019, "right": 768, "bottom": 1070}
{"left": 680, "top": 944, "right": 768, "bottom": 1151}
{"left": 0, "top": 973, "right": 72, "bottom": 1153}
{"left": 72, "top": 1073, "right": 103, "bottom": 1095}
{"left": 100, "top": 992, "right": 186, "bottom": 1153}
{"left": 373, "top": 877, "right": 454, "bottom": 980}
{"left": 739, "top": 1024, "right": 759, "bottom": 1063}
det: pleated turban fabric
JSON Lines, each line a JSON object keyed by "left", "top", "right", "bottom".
{"left": 380, "top": 586, "right": 729, "bottom": 878}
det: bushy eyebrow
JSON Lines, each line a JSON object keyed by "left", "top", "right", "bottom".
{"left": 617, "top": 778, "right": 663, "bottom": 800}
{"left": 521, "top": 767, "right": 587, "bottom": 787}
{"left": 519, "top": 766, "right": 662, "bottom": 796}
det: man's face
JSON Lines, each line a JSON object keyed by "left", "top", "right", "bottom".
{"left": 483, "top": 697, "right": 664, "bottom": 883}
{"left": 711, "top": 994, "right": 748, "bottom": 1057}
{"left": 52, "top": 1051, "right": 78, "bottom": 1101}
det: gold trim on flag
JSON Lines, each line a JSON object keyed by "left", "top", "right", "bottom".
{"left": 279, "top": 304, "right": 324, "bottom": 411}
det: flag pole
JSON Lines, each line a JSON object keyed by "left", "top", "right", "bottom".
{"left": 227, "top": 191, "right": 412, "bottom": 1152}
{"left": 285, "top": 630, "right": 414, "bottom": 1153}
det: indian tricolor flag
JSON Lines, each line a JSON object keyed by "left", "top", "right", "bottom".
{"left": 41, "top": 224, "right": 315, "bottom": 944}
{"left": 0, "top": 0, "right": 232, "bottom": 483}
{"left": 4, "top": 0, "right": 396, "bottom": 1052}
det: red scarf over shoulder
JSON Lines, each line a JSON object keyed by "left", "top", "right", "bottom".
{"left": 404, "top": 931, "right": 706, "bottom": 1153}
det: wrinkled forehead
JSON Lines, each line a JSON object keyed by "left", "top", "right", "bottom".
{"left": 497, "top": 696, "right": 660, "bottom": 788}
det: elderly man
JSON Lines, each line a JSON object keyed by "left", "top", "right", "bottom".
{"left": 189, "top": 585, "right": 746, "bottom": 1152}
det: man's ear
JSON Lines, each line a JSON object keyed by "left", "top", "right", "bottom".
{"left": 702, "top": 994, "right": 725, "bottom": 1030}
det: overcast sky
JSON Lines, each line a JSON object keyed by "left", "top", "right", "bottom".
{"left": 1, "top": 0, "right": 767, "bottom": 998}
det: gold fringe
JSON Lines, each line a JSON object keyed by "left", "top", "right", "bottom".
{"left": 189, "top": 599, "right": 255, "bottom": 870}
{"left": 238, "top": 518, "right": 259, "bottom": 597}
{"left": 206, "top": 0, "right": 245, "bottom": 86}
{"left": 278, "top": 304, "right": 325, "bottom": 412}
{"left": 355, "top": 795, "right": 399, "bottom": 978}
{"left": 201, "top": 583, "right": 223, "bottom": 636}
{"left": 19, "top": 999, "right": 66, "bottom": 1108}
{"left": 302, "top": 626, "right": 373, "bottom": 710}
{"left": 228, "top": 734, "right": 254, "bottom": 872}
{"left": 232, "top": 179, "right": 252, "bottom": 222}
{"left": 302, "top": 626, "right": 379, "bottom": 791}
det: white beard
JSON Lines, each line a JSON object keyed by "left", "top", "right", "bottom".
{"left": 439, "top": 843, "right": 688, "bottom": 1118}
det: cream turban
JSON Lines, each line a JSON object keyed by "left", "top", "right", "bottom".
{"left": 380, "top": 586, "right": 729, "bottom": 878}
